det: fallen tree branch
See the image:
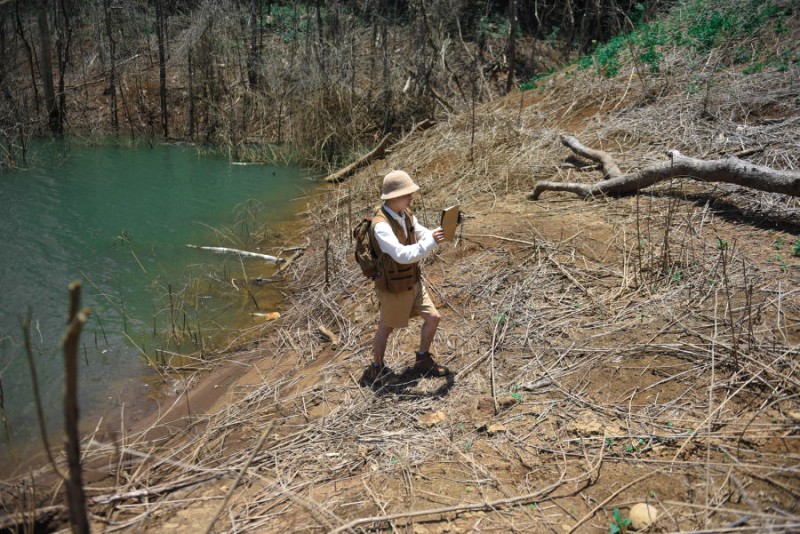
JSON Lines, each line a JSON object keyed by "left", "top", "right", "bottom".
{"left": 391, "top": 118, "right": 434, "bottom": 151}
{"left": 186, "top": 244, "right": 285, "bottom": 263}
{"left": 529, "top": 135, "right": 800, "bottom": 200}
{"left": 324, "top": 134, "right": 392, "bottom": 184}
{"left": 90, "top": 473, "right": 223, "bottom": 505}
{"left": 275, "top": 249, "right": 304, "bottom": 275}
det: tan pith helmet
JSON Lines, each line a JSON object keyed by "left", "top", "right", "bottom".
{"left": 381, "top": 170, "right": 420, "bottom": 200}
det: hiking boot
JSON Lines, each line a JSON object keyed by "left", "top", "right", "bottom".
{"left": 366, "top": 363, "right": 395, "bottom": 386}
{"left": 413, "top": 352, "right": 449, "bottom": 377}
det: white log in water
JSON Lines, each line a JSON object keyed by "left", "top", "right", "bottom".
{"left": 186, "top": 244, "right": 285, "bottom": 263}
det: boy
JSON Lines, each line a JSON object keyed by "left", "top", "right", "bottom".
{"left": 367, "top": 170, "right": 449, "bottom": 384}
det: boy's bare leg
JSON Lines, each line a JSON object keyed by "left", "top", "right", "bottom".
{"left": 418, "top": 312, "right": 441, "bottom": 355}
{"left": 373, "top": 321, "right": 394, "bottom": 366}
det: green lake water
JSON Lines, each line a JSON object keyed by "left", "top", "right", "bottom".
{"left": 0, "top": 141, "right": 318, "bottom": 471}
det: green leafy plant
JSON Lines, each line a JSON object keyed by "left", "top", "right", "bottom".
{"left": 666, "top": 268, "right": 682, "bottom": 282}
{"left": 493, "top": 311, "right": 508, "bottom": 325}
{"left": 625, "top": 438, "right": 646, "bottom": 454}
{"left": 609, "top": 507, "right": 631, "bottom": 534}
{"left": 792, "top": 239, "right": 800, "bottom": 257}
{"left": 742, "top": 61, "right": 764, "bottom": 75}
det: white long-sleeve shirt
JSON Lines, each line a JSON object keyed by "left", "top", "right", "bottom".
{"left": 373, "top": 205, "right": 440, "bottom": 265}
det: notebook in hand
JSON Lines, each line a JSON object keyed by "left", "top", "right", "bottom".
{"left": 440, "top": 205, "right": 460, "bottom": 241}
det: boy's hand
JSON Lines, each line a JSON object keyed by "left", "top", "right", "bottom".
{"left": 432, "top": 228, "right": 446, "bottom": 244}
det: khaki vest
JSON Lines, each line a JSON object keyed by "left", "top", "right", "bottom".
{"left": 370, "top": 206, "right": 420, "bottom": 293}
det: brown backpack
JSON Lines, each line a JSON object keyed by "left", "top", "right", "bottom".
{"left": 353, "top": 217, "right": 379, "bottom": 279}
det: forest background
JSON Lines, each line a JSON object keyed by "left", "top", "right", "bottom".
{"left": 2, "top": 0, "right": 653, "bottom": 168}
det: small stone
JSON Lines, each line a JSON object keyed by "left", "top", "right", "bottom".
{"left": 418, "top": 411, "right": 447, "bottom": 426}
{"left": 629, "top": 503, "right": 658, "bottom": 530}
{"left": 568, "top": 410, "right": 603, "bottom": 436}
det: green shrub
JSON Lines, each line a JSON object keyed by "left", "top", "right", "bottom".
{"left": 577, "top": 0, "right": 792, "bottom": 80}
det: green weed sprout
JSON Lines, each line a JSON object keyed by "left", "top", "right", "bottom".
{"left": 610, "top": 507, "right": 631, "bottom": 534}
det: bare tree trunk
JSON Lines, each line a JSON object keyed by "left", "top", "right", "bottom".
{"left": 15, "top": 1, "right": 40, "bottom": 114}
{"left": 154, "top": 0, "right": 168, "bottom": 138}
{"left": 188, "top": 46, "right": 195, "bottom": 139}
{"left": 414, "top": 4, "right": 428, "bottom": 104}
{"left": 0, "top": 4, "right": 17, "bottom": 170}
{"left": 529, "top": 135, "right": 800, "bottom": 200}
{"left": 0, "top": 6, "right": 10, "bottom": 102}
{"left": 247, "top": 0, "right": 259, "bottom": 87}
{"left": 380, "top": 0, "right": 391, "bottom": 133}
{"left": 103, "top": 0, "right": 117, "bottom": 131}
{"left": 314, "top": 0, "right": 326, "bottom": 76}
{"left": 367, "top": 3, "right": 377, "bottom": 103}
{"left": 54, "top": 0, "right": 72, "bottom": 132}
{"left": 62, "top": 281, "right": 90, "bottom": 534}
{"left": 118, "top": 73, "right": 135, "bottom": 139}
{"left": 36, "top": 0, "right": 60, "bottom": 134}
{"left": 505, "top": 0, "right": 518, "bottom": 94}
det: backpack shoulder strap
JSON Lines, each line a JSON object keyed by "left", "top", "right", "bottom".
{"left": 402, "top": 208, "right": 415, "bottom": 233}
{"left": 373, "top": 205, "right": 389, "bottom": 225}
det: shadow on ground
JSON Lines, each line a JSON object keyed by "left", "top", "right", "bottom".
{"left": 357, "top": 365, "right": 455, "bottom": 398}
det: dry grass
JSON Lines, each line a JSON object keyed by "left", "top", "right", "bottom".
{"left": 3, "top": 8, "right": 800, "bottom": 534}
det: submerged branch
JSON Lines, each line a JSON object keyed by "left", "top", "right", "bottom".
{"left": 186, "top": 244, "right": 285, "bottom": 263}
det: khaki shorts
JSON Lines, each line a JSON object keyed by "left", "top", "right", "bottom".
{"left": 376, "top": 282, "right": 438, "bottom": 328}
